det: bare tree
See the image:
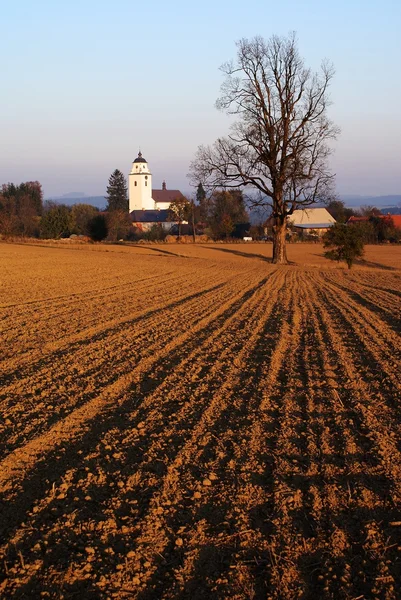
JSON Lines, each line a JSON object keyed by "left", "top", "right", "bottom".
{"left": 168, "top": 197, "right": 191, "bottom": 240}
{"left": 189, "top": 33, "right": 339, "bottom": 263}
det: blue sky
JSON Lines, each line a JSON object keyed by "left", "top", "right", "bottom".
{"left": 1, "top": 0, "right": 400, "bottom": 198}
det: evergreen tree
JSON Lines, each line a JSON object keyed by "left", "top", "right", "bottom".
{"left": 196, "top": 182, "right": 206, "bottom": 204}
{"left": 196, "top": 182, "right": 209, "bottom": 221}
{"left": 106, "top": 169, "right": 128, "bottom": 212}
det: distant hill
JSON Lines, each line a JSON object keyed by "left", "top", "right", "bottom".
{"left": 57, "top": 192, "right": 87, "bottom": 198}
{"left": 340, "top": 195, "right": 401, "bottom": 209}
{"left": 46, "top": 193, "right": 106, "bottom": 209}
{"left": 380, "top": 206, "right": 401, "bottom": 215}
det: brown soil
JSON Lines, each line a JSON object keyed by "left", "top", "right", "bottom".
{"left": 1, "top": 241, "right": 401, "bottom": 599}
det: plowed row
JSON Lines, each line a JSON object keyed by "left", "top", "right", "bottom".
{"left": 1, "top": 242, "right": 401, "bottom": 600}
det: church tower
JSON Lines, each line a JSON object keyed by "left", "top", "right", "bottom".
{"left": 128, "top": 152, "right": 153, "bottom": 211}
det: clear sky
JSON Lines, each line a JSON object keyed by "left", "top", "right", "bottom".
{"left": 1, "top": 0, "right": 400, "bottom": 198}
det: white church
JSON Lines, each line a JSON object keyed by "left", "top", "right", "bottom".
{"left": 128, "top": 151, "right": 185, "bottom": 231}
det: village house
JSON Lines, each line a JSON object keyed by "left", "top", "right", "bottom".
{"left": 287, "top": 207, "right": 336, "bottom": 236}
{"left": 347, "top": 214, "right": 401, "bottom": 230}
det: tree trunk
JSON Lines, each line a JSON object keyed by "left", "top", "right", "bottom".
{"left": 191, "top": 201, "right": 196, "bottom": 243}
{"left": 272, "top": 219, "right": 288, "bottom": 264}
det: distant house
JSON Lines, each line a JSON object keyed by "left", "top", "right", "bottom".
{"left": 391, "top": 215, "right": 401, "bottom": 229}
{"left": 348, "top": 214, "right": 401, "bottom": 230}
{"left": 287, "top": 207, "right": 336, "bottom": 236}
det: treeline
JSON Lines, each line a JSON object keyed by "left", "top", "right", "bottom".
{"left": 14, "top": 200, "right": 131, "bottom": 242}
{"left": 40, "top": 203, "right": 107, "bottom": 241}
{"left": 2, "top": 177, "right": 398, "bottom": 244}
{"left": 0, "top": 172, "right": 132, "bottom": 242}
{"left": 0, "top": 184, "right": 118, "bottom": 242}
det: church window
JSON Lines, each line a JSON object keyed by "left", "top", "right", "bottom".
{"left": 134, "top": 181, "right": 137, "bottom": 186}
{"left": 145, "top": 181, "right": 147, "bottom": 186}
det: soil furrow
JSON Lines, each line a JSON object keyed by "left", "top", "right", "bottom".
{"left": 0, "top": 269, "right": 228, "bottom": 370}
{"left": 0, "top": 269, "right": 284, "bottom": 597}
{"left": 320, "top": 272, "right": 401, "bottom": 333}
{"left": 0, "top": 279, "right": 236, "bottom": 457}
{"left": 1, "top": 242, "right": 401, "bottom": 599}
{"left": 0, "top": 270, "right": 274, "bottom": 498}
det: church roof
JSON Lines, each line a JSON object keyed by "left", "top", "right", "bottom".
{"left": 133, "top": 151, "right": 147, "bottom": 163}
{"left": 153, "top": 189, "right": 184, "bottom": 204}
{"left": 130, "top": 209, "right": 170, "bottom": 223}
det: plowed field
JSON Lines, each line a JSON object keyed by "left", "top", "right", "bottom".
{"left": 1, "top": 242, "right": 401, "bottom": 599}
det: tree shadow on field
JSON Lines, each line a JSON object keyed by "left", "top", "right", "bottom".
{"left": 314, "top": 254, "right": 398, "bottom": 271}
{"left": 138, "top": 246, "right": 185, "bottom": 258}
{"left": 354, "top": 257, "right": 398, "bottom": 271}
{"left": 321, "top": 278, "right": 401, "bottom": 331}
{"left": 136, "top": 541, "right": 272, "bottom": 600}
{"left": 203, "top": 246, "right": 290, "bottom": 264}
{"left": 296, "top": 501, "right": 401, "bottom": 600}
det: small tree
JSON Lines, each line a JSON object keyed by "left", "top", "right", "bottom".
{"left": 19, "top": 181, "right": 43, "bottom": 216}
{"left": 106, "top": 210, "right": 132, "bottom": 241}
{"left": 144, "top": 223, "right": 167, "bottom": 242}
{"left": 106, "top": 169, "right": 128, "bottom": 212}
{"left": 88, "top": 214, "right": 108, "bottom": 241}
{"left": 71, "top": 204, "right": 99, "bottom": 236}
{"left": 358, "top": 205, "right": 381, "bottom": 217}
{"left": 323, "top": 223, "right": 364, "bottom": 269}
{"left": 168, "top": 197, "right": 191, "bottom": 239}
{"left": 369, "top": 214, "right": 398, "bottom": 243}
{"left": 326, "top": 199, "right": 356, "bottom": 223}
{"left": 18, "top": 193, "right": 40, "bottom": 237}
{"left": 220, "top": 214, "right": 235, "bottom": 239}
{"left": 0, "top": 193, "right": 19, "bottom": 236}
{"left": 40, "top": 203, "right": 72, "bottom": 239}
{"left": 208, "top": 190, "right": 249, "bottom": 239}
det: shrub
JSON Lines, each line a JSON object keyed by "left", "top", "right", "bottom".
{"left": 40, "top": 203, "right": 72, "bottom": 239}
{"left": 323, "top": 223, "right": 364, "bottom": 269}
{"left": 71, "top": 204, "right": 99, "bottom": 236}
{"left": 88, "top": 214, "right": 108, "bottom": 241}
{"left": 143, "top": 224, "right": 167, "bottom": 242}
